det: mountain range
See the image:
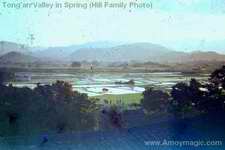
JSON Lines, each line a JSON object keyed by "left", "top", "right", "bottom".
{"left": 31, "top": 41, "right": 125, "bottom": 61}
{"left": 0, "top": 41, "right": 225, "bottom": 64}
{"left": 69, "top": 43, "right": 188, "bottom": 63}
{"left": 0, "top": 51, "right": 39, "bottom": 64}
{"left": 0, "top": 41, "right": 30, "bottom": 56}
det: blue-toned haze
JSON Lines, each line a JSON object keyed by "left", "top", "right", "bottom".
{"left": 0, "top": 0, "right": 225, "bottom": 53}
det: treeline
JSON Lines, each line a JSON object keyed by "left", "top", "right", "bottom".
{"left": 141, "top": 66, "right": 225, "bottom": 117}
{"left": 0, "top": 70, "right": 14, "bottom": 84}
{"left": 0, "top": 80, "right": 98, "bottom": 136}
{"left": 1, "top": 66, "right": 225, "bottom": 136}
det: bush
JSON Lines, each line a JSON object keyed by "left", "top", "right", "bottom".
{"left": 71, "top": 61, "right": 81, "bottom": 68}
{"left": 0, "top": 81, "right": 98, "bottom": 136}
{"left": 210, "top": 65, "right": 225, "bottom": 89}
{"left": 0, "top": 70, "right": 14, "bottom": 85}
{"left": 141, "top": 87, "right": 170, "bottom": 114}
{"left": 170, "top": 66, "right": 225, "bottom": 116}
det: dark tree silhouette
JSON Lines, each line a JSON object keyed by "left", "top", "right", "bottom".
{"left": 0, "top": 71, "right": 4, "bottom": 84}
{"left": 0, "top": 70, "right": 14, "bottom": 85}
{"left": 199, "top": 65, "right": 225, "bottom": 114}
{"left": 170, "top": 80, "right": 204, "bottom": 116}
{"left": 141, "top": 87, "right": 170, "bottom": 113}
{"left": 170, "top": 66, "right": 225, "bottom": 116}
{"left": 210, "top": 65, "right": 225, "bottom": 89}
{"left": 0, "top": 81, "right": 98, "bottom": 136}
{"left": 189, "top": 78, "right": 205, "bottom": 106}
{"left": 171, "top": 82, "right": 191, "bottom": 109}
{"left": 71, "top": 61, "right": 81, "bottom": 68}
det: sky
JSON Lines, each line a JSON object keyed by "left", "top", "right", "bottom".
{"left": 0, "top": 0, "right": 225, "bottom": 53}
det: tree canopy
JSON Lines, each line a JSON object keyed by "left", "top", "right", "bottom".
{"left": 0, "top": 81, "right": 98, "bottom": 136}
{"left": 141, "top": 87, "right": 170, "bottom": 113}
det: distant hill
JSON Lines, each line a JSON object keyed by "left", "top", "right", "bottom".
{"left": 189, "top": 51, "right": 225, "bottom": 62}
{"left": 70, "top": 43, "right": 225, "bottom": 63}
{"left": 33, "top": 41, "right": 124, "bottom": 61}
{"left": 0, "top": 51, "right": 39, "bottom": 64}
{"left": 1, "top": 41, "right": 225, "bottom": 64}
{"left": 0, "top": 41, "right": 124, "bottom": 61}
{"left": 0, "top": 41, "right": 30, "bottom": 56}
{"left": 70, "top": 43, "right": 187, "bottom": 63}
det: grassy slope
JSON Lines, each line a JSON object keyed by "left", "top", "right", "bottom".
{"left": 94, "top": 93, "right": 143, "bottom": 105}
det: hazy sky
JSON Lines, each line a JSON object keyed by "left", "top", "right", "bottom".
{"left": 0, "top": 0, "right": 225, "bottom": 53}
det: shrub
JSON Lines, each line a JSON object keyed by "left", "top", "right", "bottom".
{"left": 141, "top": 87, "right": 170, "bottom": 114}
{"left": 0, "top": 81, "right": 98, "bottom": 136}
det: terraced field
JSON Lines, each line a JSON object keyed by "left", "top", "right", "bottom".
{"left": 10, "top": 72, "right": 209, "bottom": 105}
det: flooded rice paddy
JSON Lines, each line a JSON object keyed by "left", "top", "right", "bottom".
{"left": 10, "top": 72, "right": 209, "bottom": 97}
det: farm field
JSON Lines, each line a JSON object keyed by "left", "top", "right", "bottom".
{"left": 9, "top": 71, "right": 209, "bottom": 105}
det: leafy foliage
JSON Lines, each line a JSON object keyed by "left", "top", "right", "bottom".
{"left": 210, "top": 65, "right": 225, "bottom": 89}
{"left": 0, "top": 70, "right": 14, "bottom": 84}
{"left": 141, "top": 87, "right": 170, "bottom": 113}
{"left": 141, "top": 66, "right": 225, "bottom": 117}
{"left": 0, "top": 81, "right": 98, "bottom": 136}
{"left": 170, "top": 66, "right": 225, "bottom": 116}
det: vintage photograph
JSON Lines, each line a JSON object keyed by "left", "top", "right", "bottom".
{"left": 0, "top": 0, "right": 225, "bottom": 149}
